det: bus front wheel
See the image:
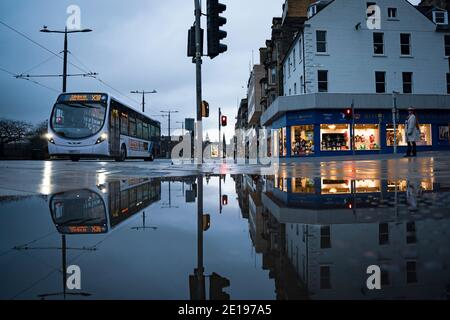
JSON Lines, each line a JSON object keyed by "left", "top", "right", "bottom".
{"left": 145, "top": 155, "right": 154, "bottom": 162}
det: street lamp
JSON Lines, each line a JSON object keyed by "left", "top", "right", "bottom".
{"left": 40, "top": 26, "right": 93, "bottom": 93}
{"left": 130, "top": 90, "right": 157, "bottom": 113}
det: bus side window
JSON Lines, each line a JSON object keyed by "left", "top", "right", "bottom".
{"left": 150, "top": 124, "right": 155, "bottom": 138}
{"left": 137, "top": 118, "right": 143, "bottom": 139}
{"left": 129, "top": 115, "right": 136, "bottom": 137}
{"left": 120, "top": 112, "right": 128, "bottom": 135}
{"left": 143, "top": 122, "right": 149, "bottom": 140}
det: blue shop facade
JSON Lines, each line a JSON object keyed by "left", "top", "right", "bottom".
{"left": 262, "top": 95, "right": 450, "bottom": 158}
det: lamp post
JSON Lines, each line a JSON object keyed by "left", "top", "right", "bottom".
{"left": 40, "top": 26, "right": 92, "bottom": 93}
{"left": 392, "top": 91, "right": 400, "bottom": 154}
{"left": 130, "top": 90, "right": 157, "bottom": 113}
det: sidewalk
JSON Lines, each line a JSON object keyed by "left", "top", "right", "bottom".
{"left": 281, "top": 150, "right": 450, "bottom": 164}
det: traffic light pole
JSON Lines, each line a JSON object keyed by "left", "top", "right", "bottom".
{"left": 193, "top": 1, "right": 205, "bottom": 300}
{"left": 195, "top": 0, "right": 203, "bottom": 165}
{"left": 218, "top": 108, "right": 221, "bottom": 159}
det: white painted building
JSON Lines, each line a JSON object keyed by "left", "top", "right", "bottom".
{"left": 282, "top": 0, "right": 450, "bottom": 96}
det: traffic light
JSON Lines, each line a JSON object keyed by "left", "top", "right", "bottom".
{"left": 202, "top": 100, "right": 210, "bottom": 118}
{"left": 207, "top": 0, "right": 228, "bottom": 59}
{"left": 203, "top": 214, "right": 211, "bottom": 231}
{"left": 222, "top": 195, "right": 228, "bottom": 206}
{"left": 343, "top": 108, "right": 353, "bottom": 121}
{"left": 189, "top": 270, "right": 205, "bottom": 300}
{"left": 221, "top": 115, "right": 227, "bottom": 127}
{"left": 209, "top": 272, "right": 230, "bottom": 300}
{"left": 187, "top": 26, "right": 203, "bottom": 58}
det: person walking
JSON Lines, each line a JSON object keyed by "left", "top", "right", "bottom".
{"left": 405, "top": 107, "right": 420, "bottom": 157}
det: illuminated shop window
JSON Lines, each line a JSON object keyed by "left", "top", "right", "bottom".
{"left": 355, "top": 179, "right": 381, "bottom": 193}
{"left": 320, "top": 124, "right": 350, "bottom": 151}
{"left": 274, "top": 176, "right": 288, "bottom": 192}
{"left": 291, "top": 178, "right": 315, "bottom": 193}
{"left": 278, "top": 128, "right": 287, "bottom": 156}
{"left": 386, "top": 124, "right": 432, "bottom": 146}
{"left": 387, "top": 179, "right": 434, "bottom": 192}
{"left": 291, "top": 125, "right": 314, "bottom": 156}
{"left": 321, "top": 179, "right": 351, "bottom": 194}
{"left": 354, "top": 124, "right": 380, "bottom": 151}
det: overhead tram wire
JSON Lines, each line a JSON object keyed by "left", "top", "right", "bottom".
{"left": 66, "top": 46, "right": 141, "bottom": 107}
{"left": 0, "top": 19, "right": 89, "bottom": 75}
{"left": 1, "top": 66, "right": 59, "bottom": 93}
{"left": 0, "top": 19, "right": 141, "bottom": 108}
{"left": 20, "top": 55, "right": 58, "bottom": 75}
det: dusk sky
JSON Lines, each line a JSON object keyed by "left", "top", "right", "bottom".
{"left": 0, "top": 0, "right": 420, "bottom": 140}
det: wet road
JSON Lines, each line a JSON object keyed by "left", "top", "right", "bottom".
{"left": 1, "top": 153, "right": 450, "bottom": 300}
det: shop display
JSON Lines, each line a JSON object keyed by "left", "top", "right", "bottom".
{"left": 292, "top": 178, "right": 315, "bottom": 193}
{"left": 320, "top": 124, "right": 350, "bottom": 151}
{"left": 291, "top": 125, "right": 314, "bottom": 156}
{"left": 386, "top": 124, "right": 432, "bottom": 146}
{"left": 355, "top": 180, "right": 381, "bottom": 193}
{"left": 354, "top": 124, "right": 380, "bottom": 150}
{"left": 321, "top": 179, "right": 351, "bottom": 194}
{"left": 278, "top": 128, "right": 287, "bottom": 157}
{"left": 387, "top": 179, "right": 433, "bottom": 192}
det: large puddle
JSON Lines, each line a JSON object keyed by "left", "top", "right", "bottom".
{"left": 1, "top": 174, "right": 449, "bottom": 299}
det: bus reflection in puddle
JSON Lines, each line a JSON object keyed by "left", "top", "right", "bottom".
{"left": 25, "top": 178, "right": 162, "bottom": 299}
{"left": 49, "top": 178, "right": 161, "bottom": 235}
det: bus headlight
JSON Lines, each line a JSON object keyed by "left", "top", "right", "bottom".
{"left": 45, "top": 133, "right": 55, "bottom": 144}
{"left": 96, "top": 133, "right": 108, "bottom": 144}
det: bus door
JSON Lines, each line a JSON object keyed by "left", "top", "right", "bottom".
{"left": 110, "top": 108, "right": 120, "bottom": 157}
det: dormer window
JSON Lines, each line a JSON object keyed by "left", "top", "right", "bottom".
{"left": 308, "top": 5, "right": 317, "bottom": 18}
{"left": 433, "top": 10, "right": 448, "bottom": 25}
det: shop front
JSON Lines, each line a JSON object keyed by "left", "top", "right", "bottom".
{"left": 268, "top": 108, "right": 450, "bottom": 158}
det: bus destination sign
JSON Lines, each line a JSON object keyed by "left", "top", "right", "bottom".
{"left": 58, "top": 93, "right": 107, "bottom": 103}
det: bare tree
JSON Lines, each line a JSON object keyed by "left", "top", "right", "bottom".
{"left": 0, "top": 119, "right": 32, "bottom": 157}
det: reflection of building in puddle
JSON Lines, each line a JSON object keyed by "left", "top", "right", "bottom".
{"left": 387, "top": 180, "right": 434, "bottom": 192}
{"left": 282, "top": 218, "right": 450, "bottom": 300}
{"left": 237, "top": 174, "right": 450, "bottom": 300}
{"left": 50, "top": 178, "right": 162, "bottom": 234}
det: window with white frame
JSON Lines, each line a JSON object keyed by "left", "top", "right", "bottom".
{"left": 402, "top": 72, "right": 413, "bottom": 94}
{"left": 316, "top": 30, "right": 327, "bottom": 53}
{"left": 400, "top": 33, "right": 411, "bottom": 56}
{"left": 288, "top": 57, "right": 291, "bottom": 77}
{"left": 388, "top": 7, "right": 397, "bottom": 18}
{"left": 445, "top": 35, "right": 450, "bottom": 57}
{"left": 270, "top": 67, "right": 276, "bottom": 85}
{"left": 433, "top": 10, "right": 448, "bottom": 24}
{"left": 299, "top": 39, "right": 302, "bottom": 62}
{"left": 293, "top": 48, "right": 296, "bottom": 67}
{"left": 375, "top": 71, "right": 386, "bottom": 93}
{"left": 373, "top": 32, "right": 384, "bottom": 55}
{"left": 318, "top": 70, "right": 328, "bottom": 92}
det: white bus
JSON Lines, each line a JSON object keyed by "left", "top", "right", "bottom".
{"left": 49, "top": 178, "right": 162, "bottom": 234}
{"left": 47, "top": 92, "right": 161, "bottom": 162}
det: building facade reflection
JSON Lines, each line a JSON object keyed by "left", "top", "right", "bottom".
{"left": 237, "top": 174, "right": 450, "bottom": 300}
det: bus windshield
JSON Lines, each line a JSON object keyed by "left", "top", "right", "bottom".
{"left": 50, "top": 190, "right": 107, "bottom": 234}
{"left": 51, "top": 102, "right": 106, "bottom": 139}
